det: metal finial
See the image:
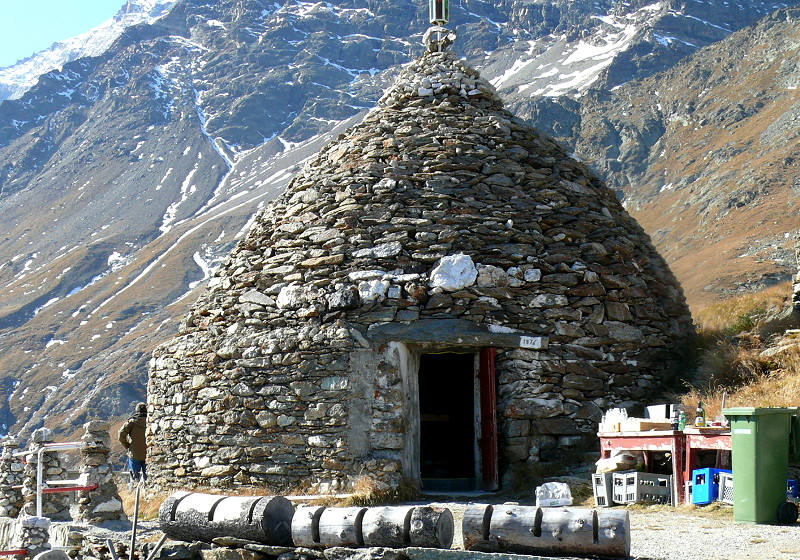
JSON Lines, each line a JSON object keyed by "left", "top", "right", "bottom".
{"left": 429, "top": 0, "right": 449, "bottom": 25}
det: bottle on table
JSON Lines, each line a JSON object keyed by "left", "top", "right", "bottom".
{"left": 678, "top": 411, "right": 687, "bottom": 431}
{"left": 694, "top": 401, "right": 706, "bottom": 427}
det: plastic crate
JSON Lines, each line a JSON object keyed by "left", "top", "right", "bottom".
{"left": 691, "top": 468, "right": 732, "bottom": 505}
{"left": 685, "top": 480, "right": 693, "bottom": 504}
{"left": 592, "top": 472, "right": 614, "bottom": 507}
{"left": 612, "top": 471, "right": 672, "bottom": 505}
{"left": 788, "top": 479, "right": 799, "bottom": 500}
{"left": 719, "top": 474, "right": 798, "bottom": 505}
{"left": 719, "top": 472, "right": 734, "bottom": 504}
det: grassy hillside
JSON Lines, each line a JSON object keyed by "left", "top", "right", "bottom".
{"left": 680, "top": 282, "right": 800, "bottom": 417}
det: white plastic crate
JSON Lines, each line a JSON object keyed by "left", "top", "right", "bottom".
{"left": 612, "top": 471, "right": 672, "bottom": 505}
{"left": 719, "top": 472, "right": 734, "bottom": 504}
{"left": 592, "top": 472, "right": 614, "bottom": 507}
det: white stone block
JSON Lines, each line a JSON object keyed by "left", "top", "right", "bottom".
{"left": 429, "top": 254, "right": 477, "bottom": 291}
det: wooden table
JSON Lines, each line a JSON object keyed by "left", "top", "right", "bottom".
{"left": 599, "top": 429, "right": 731, "bottom": 504}
{"left": 682, "top": 427, "right": 732, "bottom": 498}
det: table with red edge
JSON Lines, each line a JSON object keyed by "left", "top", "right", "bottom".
{"left": 599, "top": 428, "right": 731, "bottom": 504}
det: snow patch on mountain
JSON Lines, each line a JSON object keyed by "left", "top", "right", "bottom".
{"left": 0, "top": 0, "right": 179, "bottom": 102}
{"left": 491, "top": 2, "right": 664, "bottom": 98}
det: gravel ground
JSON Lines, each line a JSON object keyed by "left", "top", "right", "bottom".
{"left": 628, "top": 506, "right": 800, "bottom": 560}
{"left": 430, "top": 501, "right": 800, "bottom": 560}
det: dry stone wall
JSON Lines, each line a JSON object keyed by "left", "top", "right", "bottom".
{"left": 20, "top": 429, "right": 70, "bottom": 521}
{"left": 148, "top": 51, "right": 694, "bottom": 492}
{"left": 0, "top": 439, "right": 24, "bottom": 518}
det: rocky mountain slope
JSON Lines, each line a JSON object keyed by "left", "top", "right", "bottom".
{"left": 1, "top": 0, "right": 798, "bottom": 439}
{"left": 0, "top": 0, "right": 179, "bottom": 102}
{"left": 563, "top": 8, "right": 800, "bottom": 307}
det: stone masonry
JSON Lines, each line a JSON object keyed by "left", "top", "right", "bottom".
{"left": 20, "top": 429, "right": 70, "bottom": 521}
{"left": 75, "top": 421, "right": 125, "bottom": 524}
{"left": 0, "top": 439, "right": 24, "bottom": 518}
{"left": 148, "top": 50, "right": 695, "bottom": 492}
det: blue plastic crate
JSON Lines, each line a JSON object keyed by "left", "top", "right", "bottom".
{"left": 788, "top": 479, "right": 799, "bottom": 501}
{"left": 692, "top": 468, "right": 732, "bottom": 505}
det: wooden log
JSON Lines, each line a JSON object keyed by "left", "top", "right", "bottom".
{"left": 318, "top": 507, "right": 367, "bottom": 547}
{"left": 595, "top": 509, "right": 631, "bottom": 558}
{"left": 361, "top": 506, "right": 413, "bottom": 548}
{"left": 291, "top": 505, "right": 325, "bottom": 548}
{"left": 462, "top": 505, "right": 630, "bottom": 559}
{"left": 408, "top": 506, "right": 454, "bottom": 549}
{"left": 461, "top": 504, "right": 492, "bottom": 550}
{"left": 158, "top": 492, "right": 294, "bottom": 545}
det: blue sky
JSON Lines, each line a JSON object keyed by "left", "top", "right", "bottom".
{"left": 0, "top": 0, "right": 124, "bottom": 68}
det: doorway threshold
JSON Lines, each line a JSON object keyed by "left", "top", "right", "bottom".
{"left": 421, "top": 478, "right": 501, "bottom": 499}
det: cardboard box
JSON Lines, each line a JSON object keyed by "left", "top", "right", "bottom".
{"left": 620, "top": 418, "right": 672, "bottom": 432}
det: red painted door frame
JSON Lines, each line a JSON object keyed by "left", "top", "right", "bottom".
{"left": 479, "top": 347, "right": 499, "bottom": 491}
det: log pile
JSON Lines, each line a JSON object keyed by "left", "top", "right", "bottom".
{"left": 159, "top": 492, "right": 631, "bottom": 558}
{"left": 463, "top": 503, "right": 630, "bottom": 558}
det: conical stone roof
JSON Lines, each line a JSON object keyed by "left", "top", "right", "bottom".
{"left": 148, "top": 51, "right": 694, "bottom": 492}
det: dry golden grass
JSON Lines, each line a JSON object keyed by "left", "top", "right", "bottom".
{"left": 678, "top": 286, "right": 800, "bottom": 411}
{"left": 119, "top": 487, "right": 169, "bottom": 520}
{"left": 682, "top": 355, "right": 800, "bottom": 412}
{"left": 693, "top": 283, "right": 789, "bottom": 333}
{"left": 343, "top": 476, "right": 420, "bottom": 507}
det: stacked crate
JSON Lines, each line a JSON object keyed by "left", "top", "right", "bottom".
{"left": 593, "top": 471, "right": 672, "bottom": 506}
{"left": 592, "top": 473, "right": 614, "bottom": 507}
{"left": 691, "top": 468, "right": 732, "bottom": 505}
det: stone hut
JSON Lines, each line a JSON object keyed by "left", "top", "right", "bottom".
{"left": 147, "top": 50, "right": 694, "bottom": 493}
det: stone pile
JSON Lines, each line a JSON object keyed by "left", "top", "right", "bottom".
{"left": 0, "top": 439, "right": 24, "bottom": 518}
{"left": 148, "top": 50, "right": 694, "bottom": 491}
{"left": 20, "top": 429, "right": 70, "bottom": 521}
{"left": 75, "top": 421, "right": 125, "bottom": 523}
{"left": 12, "top": 516, "right": 50, "bottom": 559}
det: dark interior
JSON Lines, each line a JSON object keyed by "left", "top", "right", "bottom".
{"left": 418, "top": 352, "right": 476, "bottom": 487}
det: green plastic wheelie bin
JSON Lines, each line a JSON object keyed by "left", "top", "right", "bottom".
{"left": 723, "top": 407, "right": 798, "bottom": 524}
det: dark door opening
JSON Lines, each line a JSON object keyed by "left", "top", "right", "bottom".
{"left": 418, "top": 353, "right": 476, "bottom": 490}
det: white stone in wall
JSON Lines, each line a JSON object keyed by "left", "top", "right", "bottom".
{"left": 232, "top": 383, "right": 254, "bottom": 396}
{"left": 524, "top": 269, "right": 542, "bottom": 282}
{"left": 530, "top": 294, "right": 568, "bottom": 307}
{"left": 239, "top": 290, "right": 275, "bottom": 306}
{"left": 276, "top": 284, "right": 307, "bottom": 309}
{"left": 321, "top": 377, "right": 348, "bottom": 390}
{"left": 488, "top": 324, "right": 519, "bottom": 333}
{"left": 353, "top": 241, "right": 403, "bottom": 259}
{"left": 197, "top": 387, "right": 223, "bottom": 400}
{"left": 359, "top": 279, "right": 390, "bottom": 301}
{"left": 429, "top": 254, "right": 478, "bottom": 291}
{"left": 348, "top": 270, "right": 385, "bottom": 281}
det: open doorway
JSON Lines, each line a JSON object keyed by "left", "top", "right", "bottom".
{"left": 418, "top": 352, "right": 478, "bottom": 490}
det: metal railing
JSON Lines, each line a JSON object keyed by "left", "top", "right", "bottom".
{"left": 13, "top": 441, "right": 97, "bottom": 517}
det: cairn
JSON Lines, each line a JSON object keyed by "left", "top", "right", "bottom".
{"left": 75, "top": 421, "right": 125, "bottom": 523}
{"left": 11, "top": 516, "right": 50, "bottom": 560}
{"left": 20, "top": 429, "right": 70, "bottom": 521}
{"left": 0, "top": 439, "right": 24, "bottom": 518}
